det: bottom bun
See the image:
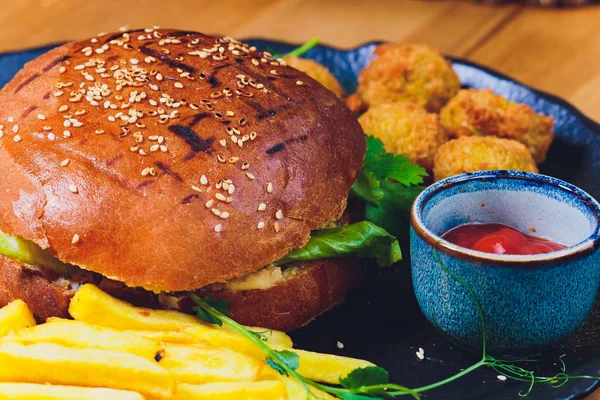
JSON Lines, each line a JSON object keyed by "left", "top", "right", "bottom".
{"left": 0, "top": 255, "right": 362, "bottom": 331}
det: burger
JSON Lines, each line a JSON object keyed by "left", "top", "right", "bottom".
{"left": 0, "top": 29, "right": 401, "bottom": 332}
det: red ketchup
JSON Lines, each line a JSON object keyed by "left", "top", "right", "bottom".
{"left": 441, "top": 223, "right": 567, "bottom": 255}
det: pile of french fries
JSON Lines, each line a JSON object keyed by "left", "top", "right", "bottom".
{"left": 0, "top": 284, "right": 373, "bottom": 399}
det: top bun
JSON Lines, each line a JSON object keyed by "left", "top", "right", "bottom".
{"left": 0, "top": 29, "right": 366, "bottom": 292}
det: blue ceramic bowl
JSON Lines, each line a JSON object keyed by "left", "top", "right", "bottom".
{"left": 410, "top": 170, "right": 600, "bottom": 353}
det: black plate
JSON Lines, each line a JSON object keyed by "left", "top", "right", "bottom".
{"left": 2, "top": 40, "right": 600, "bottom": 400}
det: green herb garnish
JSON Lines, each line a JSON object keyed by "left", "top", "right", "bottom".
{"left": 275, "top": 221, "right": 401, "bottom": 267}
{"left": 273, "top": 37, "right": 321, "bottom": 59}
{"left": 189, "top": 293, "right": 419, "bottom": 399}
{"left": 352, "top": 137, "right": 427, "bottom": 238}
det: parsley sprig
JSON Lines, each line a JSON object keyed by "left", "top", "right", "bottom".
{"left": 352, "top": 137, "right": 427, "bottom": 239}
{"left": 189, "top": 293, "right": 419, "bottom": 400}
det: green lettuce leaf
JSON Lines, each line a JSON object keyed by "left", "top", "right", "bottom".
{"left": 0, "top": 229, "right": 70, "bottom": 272}
{"left": 275, "top": 221, "right": 401, "bottom": 267}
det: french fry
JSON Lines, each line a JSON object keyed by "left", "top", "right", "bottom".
{"left": 283, "top": 348, "right": 375, "bottom": 385}
{"left": 281, "top": 377, "right": 336, "bottom": 400}
{"left": 3, "top": 319, "right": 162, "bottom": 360}
{"left": 125, "top": 329, "right": 211, "bottom": 346}
{"left": 69, "top": 284, "right": 292, "bottom": 358}
{"left": 171, "top": 381, "right": 287, "bottom": 400}
{"left": 158, "top": 344, "right": 261, "bottom": 384}
{"left": 0, "top": 300, "right": 35, "bottom": 337}
{"left": 0, "top": 383, "right": 145, "bottom": 400}
{"left": 0, "top": 342, "right": 174, "bottom": 399}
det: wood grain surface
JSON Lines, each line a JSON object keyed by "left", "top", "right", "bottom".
{"left": 0, "top": 0, "right": 599, "bottom": 397}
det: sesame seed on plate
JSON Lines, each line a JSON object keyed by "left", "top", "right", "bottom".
{"left": 497, "top": 375, "right": 507, "bottom": 381}
{"left": 337, "top": 341, "right": 344, "bottom": 349}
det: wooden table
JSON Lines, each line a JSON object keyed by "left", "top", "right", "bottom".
{"left": 1, "top": 0, "right": 599, "bottom": 122}
{"left": 1, "top": 0, "right": 599, "bottom": 398}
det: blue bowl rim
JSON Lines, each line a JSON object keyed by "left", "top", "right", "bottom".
{"left": 410, "top": 170, "right": 600, "bottom": 265}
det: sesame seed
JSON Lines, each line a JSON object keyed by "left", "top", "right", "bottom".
{"left": 228, "top": 185, "right": 235, "bottom": 195}
{"left": 497, "top": 375, "right": 507, "bottom": 381}
{"left": 12, "top": 125, "right": 18, "bottom": 133}
{"left": 274, "top": 222, "right": 281, "bottom": 232}
{"left": 220, "top": 212, "right": 230, "bottom": 219}
{"left": 54, "top": 91, "right": 63, "bottom": 97}
{"left": 211, "top": 208, "right": 221, "bottom": 216}
{"left": 228, "top": 157, "right": 239, "bottom": 164}
{"left": 245, "top": 172, "right": 255, "bottom": 180}
{"left": 7, "top": 117, "right": 13, "bottom": 123}
{"left": 241, "top": 163, "right": 250, "bottom": 170}
{"left": 257, "top": 221, "right": 265, "bottom": 229}
{"left": 13, "top": 135, "right": 22, "bottom": 143}
{"left": 296, "top": 80, "right": 304, "bottom": 86}
{"left": 71, "top": 234, "right": 80, "bottom": 244}
{"left": 59, "top": 105, "right": 68, "bottom": 112}
{"left": 60, "top": 159, "right": 70, "bottom": 167}
{"left": 267, "top": 182, "right": 273, "bottom": 193}
{"left": 275, "top": 210, "right": 283, "bottom": 220}
{"left": 37, "top": 114, "right": 46, "bottom": 120}
{"left": 337, "top": 341, "right": 344, "bottom": 349}
{"left": 43, "top": 126, "right": 52, "bottom": 131}
{"left": 258, "top": 203, "right": 266, "bottom": 211}
{"left": 191, "top": 185, "right": 203, "bottom": 193}
{"left": 68, "top": 184, "right": 78, "bottom": 194}
{"left": 47, "top": 133, "right": 56, "bottom": 141}
{"left": 416, "top": 352, "right": 424, "bottom": 360}
{"left": 59, "top": 66, "right": 66, "bottom": 73}
{"left": 219, "top": 139, "right": 227, "bottom": 147}
{"left": 174, "top": 82, "right": 184, "bottom": 89}
{"left": 215, "top": 193, "right": 227, "bottom": 201}
{"left": 214, "top": 224, "right": 223, "bottom": 233}
{"left": 95, "top": 129, "right": 105, "bottom": 135}
{"left": 205, "top": 199, "right": 214, "bottom": 208}
{"left": 63, "top": 130, "right": 71, "bottom": 138}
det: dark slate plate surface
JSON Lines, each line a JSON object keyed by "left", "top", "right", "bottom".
{"left": 1, "top": 40, "right": 600, "bottom": 400}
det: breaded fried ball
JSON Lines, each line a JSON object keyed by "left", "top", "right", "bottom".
{"left": 357, "top": 44, "right": 460, "bottom": 112}
{"left": 359, "top": 102, "right": 448, "bottom": 171}
{"left": 284, "top": 55, "right": 344, "bottom": 98}
{"left": 440, "top": 89, "right": 554, "bottom": 163}
{"left": 433, "top": 136, "right": 538, "bottom": 182}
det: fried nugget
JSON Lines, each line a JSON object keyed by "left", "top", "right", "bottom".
{"left": 433, "top": 136, "right": 538, "bottom": 182}
{"left": 356, "top": 44, "right": 460, "bottom": 112}
{"left": 359, "top": 102, "right": 448, "bottom": 171}
{"left": 440, "top": 89, "right": 554, "bottom": 163}
{"left": 284, "top": 55, "right": 344, "bottom": 98}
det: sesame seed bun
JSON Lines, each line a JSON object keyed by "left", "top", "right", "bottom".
{"left": 0, "top": 29, "right": 366, "bottom": 296}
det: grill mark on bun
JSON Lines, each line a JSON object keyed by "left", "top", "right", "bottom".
{"left": 185, "top": 112, "right": 211, "bottom": 128}
{"left": 42, "top": 55, "right": 71, "bottom": 72}
{"left": 13, "top": 73, "right": 41, "bottom": 93}
{"left": 43, "top": 91, "right": 51, "bottom": 100}
{"left": 266, "top": 135, "right": 309, "bottom": 155}
{"left": 106, "top": 154, "right": 123, "bottom": 167}
{"left": 207, "top": 75, "right": 219, "bottom": 87}
{"left": 154, "top": 161, "right": 183, "bottom": 182}
{"left": 21, "top": 105, "right": 37, "bottom": 118}
{"left": 138, "top": 44, "right": 197, "bottom": 73}
{"left": 181, "top": 194, "right": 201, "bottom": 204}
{"left": 168, "top": 125, "right": 215, "bottom": 159}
